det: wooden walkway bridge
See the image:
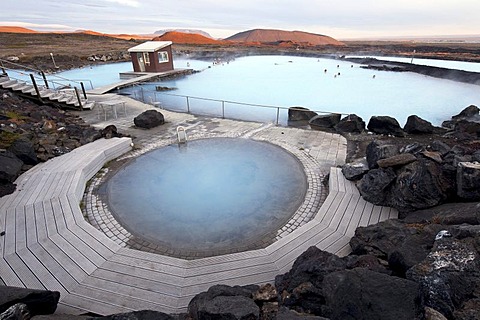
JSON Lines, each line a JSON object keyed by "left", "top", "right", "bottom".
{"left": 87, "top": 69, "right": 191, "bottom": 95}
{"left": 0, "top": 137, "right": 397, "bottom": 315}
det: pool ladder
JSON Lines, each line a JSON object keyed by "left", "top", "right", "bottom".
{"left": 176, "top": 126, "right": 188, "bottom": 144}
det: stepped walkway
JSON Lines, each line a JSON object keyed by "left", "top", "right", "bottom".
{"left": 0, "top": 74, "right": 94, "bottom": 110}
{"left": 0, "top": 97, "right": 398, "bottom": 315}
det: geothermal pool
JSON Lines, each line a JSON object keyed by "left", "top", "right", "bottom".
{"left": 104, "top": 138, "right": 307, "bottom": 254}
{"left": 117, "top": 55, "right": 480, "bottom": 126}
{"left": 43, "top": 55, "right": 480, "bottom": 126}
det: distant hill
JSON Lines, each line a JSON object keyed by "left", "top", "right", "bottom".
{"left": 153, "top": 31, "right": 227, "bottom": 44}
{"left": 75, "top": 29, "right": 152, "bottom": 40}
{"left": 0, "top": 26, "right": 38, "bottom": 33}
{"left": 226, "top": 29, "right": 344, "bottom": 46}
{"left": 154, "top": 29, "right": 212, "bottom": 38}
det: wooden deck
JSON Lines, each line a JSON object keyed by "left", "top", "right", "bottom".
{"left": 0, "top": 137, "right": 397, "bottom": 315}
{"left": 87, "top": 69, "right": 191, "bottom": 95}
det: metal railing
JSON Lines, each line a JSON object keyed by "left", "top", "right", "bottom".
{"left": 0, "top": 58, "right": 93, "bottom": 90}
{"left": 127, "top": 85, "right": 348, "bottom": 126}
{"left": 0, "top": 59, "right": 89, "bottom": 109}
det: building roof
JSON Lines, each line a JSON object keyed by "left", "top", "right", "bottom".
{"left": 128, "top": 41, "right": 173, "bottom": 53}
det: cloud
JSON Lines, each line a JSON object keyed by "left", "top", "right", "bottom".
{"left": 0, "top": 21, "right": 77, "bottom": 31}
{"left": 103, "top": 0, "right": 140, "bottom": 7}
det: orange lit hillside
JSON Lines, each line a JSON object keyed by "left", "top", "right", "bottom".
{"left": 0, "top": 26, "right": 38, "bottom": 33}
{"left": 227, "top": 29, "right": 344, "bottom": 46}
{"left": 153, "top": 31, "right": 228, "bottom": 45}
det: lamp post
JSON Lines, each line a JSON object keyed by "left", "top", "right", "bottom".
{"left": 50, "top": 52, "right": 59, "bottom": 69}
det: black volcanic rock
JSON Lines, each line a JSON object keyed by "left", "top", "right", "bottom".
{"left": 404, "top": 115, "right": 435, "bottom": 134}
{"left": 0, "top": 287, "right": 60, "bottom": 316}
{"left": 309, "top": 113, "right": 341, "bottom": 129}
{"left": 342, "top": 157, "right": 369, "bottom": 181}
{"left": 188, "top": 285, "right": 260, "bottom": 320}
{"left": 389, "top": 159, "right": 451, "bottom": 212}
{"left": 288, "top": 106, "right": 317, "bottom": 121}
{"left": 406, "top": 238, "right": 480, "bottom": 319}
{"left": 0, "top": 150, "right": 23, "bottom": 182}
{"left": 367, "top": 116, "right": 405, "bottom": 137}
{"left": 357, "top": 167, "right": 396, "bottom": 205}
{"left": 334, "top": 114, "right": 366, "bottom": 134}
{"left": 133, "top": 110, "right": 165, "bottom": 129}
{"left": 350, "top": 219, "right": 442, "bottom": 275}
{"left": 365, "top": 140, "right": 399, "bottom": 169}
{"left": 8, "top": 137, "right": 37, "bottom": 165}
{"left": 322, "top": 268, "right": 423, "bottom": 320}
{"left": 457, "top": 162, "right": 480, "bottom": 201}
{"left": 452, "top": 105, "right": 480, "bottom": 120}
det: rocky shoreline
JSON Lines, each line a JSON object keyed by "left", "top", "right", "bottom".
{"left": 344, "top": 57, "right": 480, "bottom": 86}
{"left": 0, "top": 88, "right": 112, "bottom": 197}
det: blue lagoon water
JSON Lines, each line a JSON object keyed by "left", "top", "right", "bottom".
{"left": 117, "top": 55, "right": 480, "bottom": 126}
{"left": 105, "top": 138, "right": 307, "bottom": 253}
{"left": 42, "top": 55, "right": 480, "bottom": 126}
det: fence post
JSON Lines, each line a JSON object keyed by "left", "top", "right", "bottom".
{"left": 276, "top": 107, "right": 280, "bottom": 125}
{"left": 74, "top": 87, "right": 83, "bottom": 110}
{"left": 186, "top": 96, "right": 190, "bottom": 113}
{"left": 29, "top": 74, "right": 42, "bottom": 103}
{"left": 1, "top": 67, "right": 7, "bottom": 76}
{"left": 80, "top": 82, "right": 87, "bottom": 99}
{"left": 141, "top": 87, "right": 145, "bottom": 102}
{"left": 222, "top": 101, "right": 225, "bottom": 118}
{"left": 41, "top": 71, "right": 49, "bottom": 89}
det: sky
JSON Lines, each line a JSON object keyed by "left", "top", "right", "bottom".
{"left": 2, "top": 0, "right": 480, "bottom": 39}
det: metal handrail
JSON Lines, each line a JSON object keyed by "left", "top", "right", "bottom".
{"left": 0, "top": 58, "right": 94, "bottom": 89}
{"left": 129, "top": 85, "right": 348, "bottom": 125}
{"left": 2, "top": 71, "right": 86, "bottom": 110}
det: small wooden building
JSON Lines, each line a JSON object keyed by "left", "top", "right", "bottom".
{"left": 128, "top": 41, "right": 174, "bottom": 73}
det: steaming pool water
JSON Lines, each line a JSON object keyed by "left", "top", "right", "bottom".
{"left": 44, "top": 55, "right": 480, "bottom": 126}
{"left": 104, "top": 138, "right": 307, "bottom": 254}
{"left": 116, "top": 55, "right": 480, "bottom": 126}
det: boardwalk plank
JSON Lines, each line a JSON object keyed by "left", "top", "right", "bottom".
{"left": 60, "top": 291, "right": 133, "bottom": 316}
{"left": 0, "top": 259, "right": 24, "bottom": 287}
{"left": 97, "top": 260, "right": 184, "bottom": 290}
{"left": 76, "top": 278, "right": 179, "bottom": 313}
{"left": 368, "top": 205, "right": 383, "bottom": 225}
{"left": 183, "top": 262, "right": 279, "bottom": 287}
{"left": 3, "top": 253, "right": 45, "bottom": 289}
{"left": 91, "top": 268, "right": 182, "bottom": 300}
{"left": 181, "top": 270, "right": 279, "bottom": 299}
{"left": 273, "top": 227, "right": 339, "bottom": 271}
{"left": 115, "top": 248, "right": 187, "bottom": 269}
{"left": 63, "top": 194, "right": 119, "bottom": 253}
{"left": 379, "top": 206, "right": 391, "bottom": 222}
{"left": 335, "top": 195, "right": 361, "bottom": 235}
{"left": 265, "top": 220, "right": 323, "bottom": 258}
{"left": 316, "top": 191, "right": 346, "bottom": 225}
{"left": 34, "top": 199, "right": 87, "bottom": 284}
{"left": 344, "top": 198, "right": 367, "bottom": 237}
{"left": 16, "top": 247, "right": 66, "bottom": 294}
{"left": 328, "top": 194, "right": 358, "bottom": 232}
{"left": 358, "top": 201, "right": 374, "bottom": 228}
{"left": 389, "top": 208, "right": 399, "bottom": 219}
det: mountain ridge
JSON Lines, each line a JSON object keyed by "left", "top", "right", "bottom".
{"left": 153, "top": 31, "right": 228, "bottom": 44}
{"left": 226, "top": 28, "right": 344, "bottom": 46}
{"left": 154, "top": 29, "right": 212, "bottom": 38}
